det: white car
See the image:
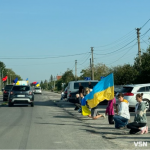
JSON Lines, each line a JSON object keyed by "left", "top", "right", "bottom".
{"left": 34, "top": 87, "right": 42, "bottom": 94}
{"left": 116, "top": 84, "right": 150, "bottom": 111}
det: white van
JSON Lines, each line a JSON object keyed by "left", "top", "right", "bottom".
{"left": 67, "top": 80, "right": 98, "bottom": 99}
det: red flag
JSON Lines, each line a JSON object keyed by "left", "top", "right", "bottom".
{"left": 32, "top": 82, "right": 37, "bottom": 84}
{"left": 2, "top": 76, "right": 8, "bottom": 82}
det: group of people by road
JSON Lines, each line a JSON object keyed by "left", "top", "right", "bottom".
{"left": 75, "top": 83, "right": 148, "bottom": 135}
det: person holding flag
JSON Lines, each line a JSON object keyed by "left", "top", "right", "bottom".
{"left": 81, "top": 73, "right": 114, "bottom": 117}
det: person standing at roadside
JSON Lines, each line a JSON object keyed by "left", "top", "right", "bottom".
{"left": 88, "top": 82, "right": 93, "bottom": 89}
{"left": 79, "top": 83, "right": 84, "bottom": 96}
{"left": 105, "top": 96, "right": 116, "bottom": 124}
{"left": 127, "top": 93, "right": 148, "bottom": 134}
{"left": 113, "top": 93, "right": 130, "bottom": 129}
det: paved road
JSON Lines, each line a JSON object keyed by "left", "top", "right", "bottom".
{"left": 0, "top": 91, "right": 119, "bottom": 149}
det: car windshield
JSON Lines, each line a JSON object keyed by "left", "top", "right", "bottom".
{"left": 120, "top": 87, "right": 133, "bottom": 93}
{"left": 12, "top": 86, "right": 30, "bottom": 91}
{"left": 74, "top": 82, "right": 98, "bottom": 89}
{"left": 5, "top": 85, "right": 13, "bottom": 90}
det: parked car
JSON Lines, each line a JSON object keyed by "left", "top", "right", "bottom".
{"left": 116, "top": 84, "right": 150, "bottom": 111}
{"left": 68, "top": 90, "right": 108, "bottom": 105}
{"left": 60, "top": 87, "right": 68, "bottom": 100}
{"left": 8, "top": 85, "right": 34, "bottom": 107}
{"left": 3, "top": 85, "right": 14, "bottom": 101}
{"left": 34, "top": 87, "right": 42, "bottom": 94}
{"left": 63, "top": 88, "right": 67, "bottom": 99}
{"left": 68, "top": 90, "right": 79, "bottom": 103}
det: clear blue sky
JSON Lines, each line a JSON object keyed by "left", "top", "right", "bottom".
{"left": 0, "top": 0, "right": 150, "bottom": 83}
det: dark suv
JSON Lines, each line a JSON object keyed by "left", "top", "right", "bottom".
{"left": 3, "top": 85, "right": 14, "bottom": 101}
{"left": 8, "top": 85, "right": 34, "bottom": 107}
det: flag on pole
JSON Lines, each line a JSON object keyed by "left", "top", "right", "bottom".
{"left": 2, "top": 76, "right": 7, "bottom": 82}
{"left": 13, "top": 77, "right": 18, "bottom": 84}
{"left": 81, "top": 73, "right": 114, "bottom": 112}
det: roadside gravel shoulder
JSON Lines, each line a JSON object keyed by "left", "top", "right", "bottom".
{"left": 51, "top": 92, "right": 150, "bottom": 150}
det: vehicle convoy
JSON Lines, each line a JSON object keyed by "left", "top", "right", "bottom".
{"left": 3, "top": 85, "right": 14, "bottom": 101}
{"left": 34, "top": 87, "right": 42, "bottom": 94}
{"left": 116, "top": 84, "right": 150, "bottom": 111}
{"left": 67, "top": 80, "right": 98, "bottom": 99}
{"left": 8, "top": 85, "right": 34, "bottom": 107}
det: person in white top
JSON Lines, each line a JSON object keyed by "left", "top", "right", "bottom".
{"left": 113, "top": 93, "right": 130, "bottom": 129}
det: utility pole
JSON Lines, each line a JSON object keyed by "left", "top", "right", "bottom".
{"left": 90, "top": 58, "right": 92, "bottom": 80}
{"left": 75, "top": 60, "right": 77, "bottom": 81}
{"left": 0, "top": 68, "right": 1, "bottom": 90}
{"left": 10, "top": 74, "right": 11, "bottom": 84}
{"left": 53, "top": 76, "right": 55, "bottom": 90}
{"left": 136, "top": 28, "right": 141, "bottom": 66}
{"left": 91, "top": 47, "right": 94, "bottom": 80}
{"left": 7, "top": 74, "right": 8, "bottom": 85}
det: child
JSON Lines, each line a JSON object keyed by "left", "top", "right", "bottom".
{"left": 105, "top": 97, "right": 116, "bottom": 124}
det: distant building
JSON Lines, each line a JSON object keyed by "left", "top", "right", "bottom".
{"left": 56, "top": 76, "right": 62, "bottom": 80}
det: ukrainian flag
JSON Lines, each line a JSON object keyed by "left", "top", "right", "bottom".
{"left": 26, "top": 78, "right": 29, "bottom": 83}
{"left": 82, "top": 73, "right": 114, "bottom": 111}
{"left": 35, "top": 82, "right": 40, "bottom": 87}
{"left": 36, "top": 84, "right": 40, "bottom": 87}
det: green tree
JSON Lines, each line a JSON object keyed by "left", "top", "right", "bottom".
{"left": 55, "top": 70, "right": 75, "bottom": 91}
{"left": 80, "top": 63, "right": 110, "bottom": 80}
{"left": 134, "top": 46, "right": 150, "bottom": 83}
{"left": 112, "top": 64, "right": 138, "bottom": 85}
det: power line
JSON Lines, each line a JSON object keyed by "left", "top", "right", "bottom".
{"left": 6, "top": 60, "right": 75, "bottom": 66}
{"left": 141, "top": 19, "right": 150, "bottom": 29}
{"left": 0, "top": 52, "right": 90, "bottom": 59}
{"left": 79, "top": 54, "right": 91, "bottom": 65}
{"left": 141, "top": 37, "right": 150, "bottom": 46}
{"left": 94, "top": 43, "right": 137, "bottom": 60}
{"left": 94, "top": 29, "right": 135, "bottom": 48}
{"left": 141, "top": 28, "right": 150, "bottom": 38}
{"left": 94, "top": 38, "right": 136, "bottom": 55}
{"left": 105, "top": 43, "right": 137, "bottom": 65}
{"left": 94, "top": 33, "right": 136, "bottom": 52}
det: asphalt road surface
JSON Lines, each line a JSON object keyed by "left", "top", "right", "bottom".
{"left": 0, "top": 91, "right": 120, "bottom": 149}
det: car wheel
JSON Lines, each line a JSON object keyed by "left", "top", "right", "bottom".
{"left": 31, "top": 103, "right": 34, "bottom": 107}
{"left": 8, "top": 102, "right": 13, "bottom": 107}
{"left": 143, "top": 99, "right": 150, "bottom": 111}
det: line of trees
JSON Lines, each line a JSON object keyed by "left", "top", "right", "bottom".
{"left": 0, "top": 61, "right": 22, "bottom": 87}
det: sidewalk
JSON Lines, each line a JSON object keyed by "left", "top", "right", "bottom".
{"left": 53, "top": 97, "right": 150, "bottom": 149}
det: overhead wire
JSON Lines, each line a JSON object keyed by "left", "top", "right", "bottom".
{"left": 94, "top": 38, "right": 136, "bottom": 55}
{"left": 94, "top": 29, "right": 135, "bottom": 48}
{"left": 94, "top": 42, "right": 138, "bottom": 59}
{"left": 79, "top": 54, "right": 91, "bottom": 65}
{"left": 141, "top": 19, "right": 150, "bottom": 30}
{"left": 94, "top": 32, "right": 136, "bottom": 51}
{"left": 0, "top": 52, "right": 90, "bottom": 59}
{"left": 105, "top": 43, "right": 137, "bottom": 66}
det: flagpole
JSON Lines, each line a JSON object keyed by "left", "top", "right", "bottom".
{"left": 0, "top": 68, "right": 1, "bottom": 90}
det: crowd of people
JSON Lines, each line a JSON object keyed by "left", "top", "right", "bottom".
{"left": 74, "top": 82, "right": 148, "bottom": 135}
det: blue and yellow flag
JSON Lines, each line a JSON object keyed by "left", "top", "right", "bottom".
{"left": 26, "top": 78, "right": 28, "bottom": 81}
{"left": 36, "top": 84, "right": 40, "bottom": 87}
{"left": 82, "top": 73, "right": 114, "bottom": 110}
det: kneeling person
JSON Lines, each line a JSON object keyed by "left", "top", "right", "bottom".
{"left": 113, "top": 93, "right": 130, "bottom": 129}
